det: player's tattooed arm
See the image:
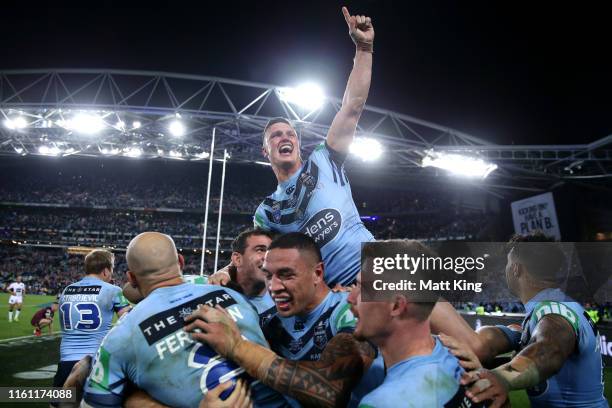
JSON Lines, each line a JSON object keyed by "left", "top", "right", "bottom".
{"left": 185, "top": 305, "right": 375, "bottom": 408}
{"left": 260, "top": 333, "right": 376, "bottom": 407}
{"left": 463, "top": 314, "right": 576, "bottom": 405}
{"left": 495, "top": 314, "right": 575, "bottom": 389}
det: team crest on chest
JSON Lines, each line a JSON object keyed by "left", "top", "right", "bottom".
{"left": 271, "top": 201, "right": 282, "bottom": 223}
{"left": 313, "top": 320, "right": 329, "bottom": 350}
{"left": 288, "top": 337, "right": 304, "bottom": 354}
{"left": 300, "top": 172, "right": 316, "bottom": 188}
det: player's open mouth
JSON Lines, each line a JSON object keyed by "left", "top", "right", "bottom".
{"left": 278, "top": 143, "right": 293, "bottom": 156}
{"left": 273, "top": 295, "right": 292, "bottom": 310}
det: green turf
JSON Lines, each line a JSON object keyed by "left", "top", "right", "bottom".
{"left": 0, "top": 293, "right": 61, "bottom": 339}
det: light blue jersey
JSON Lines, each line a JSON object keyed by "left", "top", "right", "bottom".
{"left": 358, "top": 337, "right": 480, "bottom": 408}
{"left": 249, "top": 292, "right": 276, "bottom": 325}
{"left": 254, "top": 143, "right": 374, "bottom": 286}
{"left": 503, "top": 288, "right": 607, "bottom": 407}
{"left": 263, "top": 291, "right": 384, "bottom": 408}
{"left": 262, "top": 291, "right": 357, "bottom": 361}
{"left": 58, "top": 276, "right": 128, "bottom": 362}
{"left": 83, "top": 283, "right": 288, "bottom": 408}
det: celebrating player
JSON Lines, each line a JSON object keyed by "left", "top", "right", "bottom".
{"left": 185, "top": 233, "right": 383, "bottom": 408}
{"left": 452, "top": 233, "right": 608, "bottom": 407}
{"left": 228, "top": 229, "right": 276, "bottom": 322}
{"left": 213, "top": 7, "right": 375, "bottom": 288}
{"left": 7, "top": 275, "right": 26, "bottom": 322}
{"left": 53, "top": 249, "right": 131, "bottom": 395}
{"left": 81, "top": 232, "right": 288, "bottom": 408}
{"left": 347, "top": 240, "right": 483, "bottom": 407}
{"left": 31, "top": 301, "right": 58, "bottom": 336}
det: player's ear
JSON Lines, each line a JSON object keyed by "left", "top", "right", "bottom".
{"left": 313, "top": 262, "right": 325, "bottom": 284}
{"left": 177, "top": 253, "right": 185, "bottom": 270}
{"left": 390, "top": 295, "right": 407, "bottom": 317}
{"left": 127, "top": 270, "right": 137, "bottom": 287}
{"left": 231, "top": 252, "right": 242, "bottom": 267}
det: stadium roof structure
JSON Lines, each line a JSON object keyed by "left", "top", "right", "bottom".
{"left": 1, "top": 69, "right": 611, "bottom": 198}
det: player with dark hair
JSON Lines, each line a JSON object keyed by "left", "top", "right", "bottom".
{"left": 31, "top": 301, "right": 58, "bottom": 336}
{"left": 185, "top": 232, "right": 383, "bottom": 408}
{"left": 53, "top": 249, "right": 131, "bottom": 396}
{"left": 212, "top": 7, "right": 375, "bottom": 288}
{"left": 229, "top": 228, "right": 276, "bottom": 321}
{"left": 432, "top": 232, "right": 607, "bottom": 407}
{"left": 7, "top": 275, "right": 26, "bottom": 322}
{"left": 81, "top": 232, "right": 288, "bottom": 408}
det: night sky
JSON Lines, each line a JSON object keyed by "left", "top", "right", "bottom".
{"left": 2, "top": 0, "right": 611, "bottom": 146}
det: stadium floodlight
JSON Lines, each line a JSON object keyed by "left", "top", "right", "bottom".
{"left": 14, "top": 147, "right": 23, "bottom": 154}
{"left": 3, "top": 116, "right": 28, "bottom": 130}
{"left": 421, "top": 149, "right": 498, "bottom": 179}
{"left": 349, "top": 137, "right": 382, "bottom": 161}
{"left": 38, "top": 145, "right": 61, "bottom": 156}
{"left": 65, "top": 113, "right": 105, "bottom": 134}
{"left": 101, "top": 148, "right": 120, "bottom": 155}
{"left": 124, "top": 147, "right": 142, "bottom": 158}
{"left": 278, "top": 83, "right": 325, "bottom": 110}
{"left": 169, "top": 120, "right": 185, "bottom": 137}
{"left": 169, "top": 150, "right": 183, "bottom": 158}
{"left": 194, "top": 152, "right": 210, "bottom": 159}
{"left": 157, "top": 149, "right": 164, "bottom": 155}
{"left": 115, "top": 120, "right": 125, "bottom": 130}
{"left": 132, "top": 120, "right": 141, "bottom": 129}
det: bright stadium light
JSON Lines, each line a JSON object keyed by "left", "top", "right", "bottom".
{"left": 124, "top": 147, "right": 142, "bottom": 158}
{"left": 278, "top": 83, "right": 325, "bottom": 110}
{"left": 194, "top": 151, "right": 210, "bottom": 159}
{"left": 169, "top": 150, "right": 183, "bottom": 158}
{"left": 169, "top": 120, "right": 185, "bottom": 137}
{"left": 350, "top": 137, "right": 382, "bottom": 161}
{"left": 38, "top": 145, "right": 61, "bottom": 156}
{"left": 115, "top": 120, "right": 125, "bottom": 130}
{"left": 65, "top": 113, "right": 105, "bottom": 134}
{"left": 421, "top": 150, "right": 498, "bottom": 179}
{"left": 132, "top": 120, "right": 141, "bottom": 129}
{"left": 4, "top": 116, "right": 28, "bottom": 130}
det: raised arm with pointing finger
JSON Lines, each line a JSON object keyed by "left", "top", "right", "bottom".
{"left": 326, "top": 6, "right": 374, "bottom": 154}
{"left": 250, "top": 7, "right": 376, "bottom": 288}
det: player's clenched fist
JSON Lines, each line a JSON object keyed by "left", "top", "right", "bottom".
{"left": 342, "top": 6, "right": 374, "bottom": 52}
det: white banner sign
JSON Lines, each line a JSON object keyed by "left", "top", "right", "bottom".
{"left": 511, "top": 192, "right": 561, "bottom": 240}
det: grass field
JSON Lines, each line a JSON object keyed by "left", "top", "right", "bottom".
{"left": 0, "top": 293, "right": 61, "bottom": 339}
{"left": 0, "top": 293, "right": 610, "bottom": 407}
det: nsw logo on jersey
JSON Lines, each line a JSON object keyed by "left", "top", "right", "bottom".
{"left": 313, "top": 320, "right": 329, "bottom": 350}
{"left": 300, "top": 208, "right": 342, "bottom": 248}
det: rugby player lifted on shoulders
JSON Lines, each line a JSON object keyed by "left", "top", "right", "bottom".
{"left": 214, "top": 7, "right": 376, "bottom": 288}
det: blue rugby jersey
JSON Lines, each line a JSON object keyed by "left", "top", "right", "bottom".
{"left": 500, "top": 288, "right": 607, "bottom": 407}
{"left": 263, "top": 291, "right": 384, "bottom": 408}
{"left": 254, "top": 142, "right": 374, "bottom": 287}
{"left": 358, "top": 337, "right": 482, "bottom": 408}
{"left": 248, "top": 292, "right": 276, "bottom": 325}
{"left": 58, "top": 276, "right": 129, "bottom": 362}
{"left": 262, "top": 291, "right": 357, "bottom": 362}
{"left": 82, "top": 283, "right": 288, "bottom": 408}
